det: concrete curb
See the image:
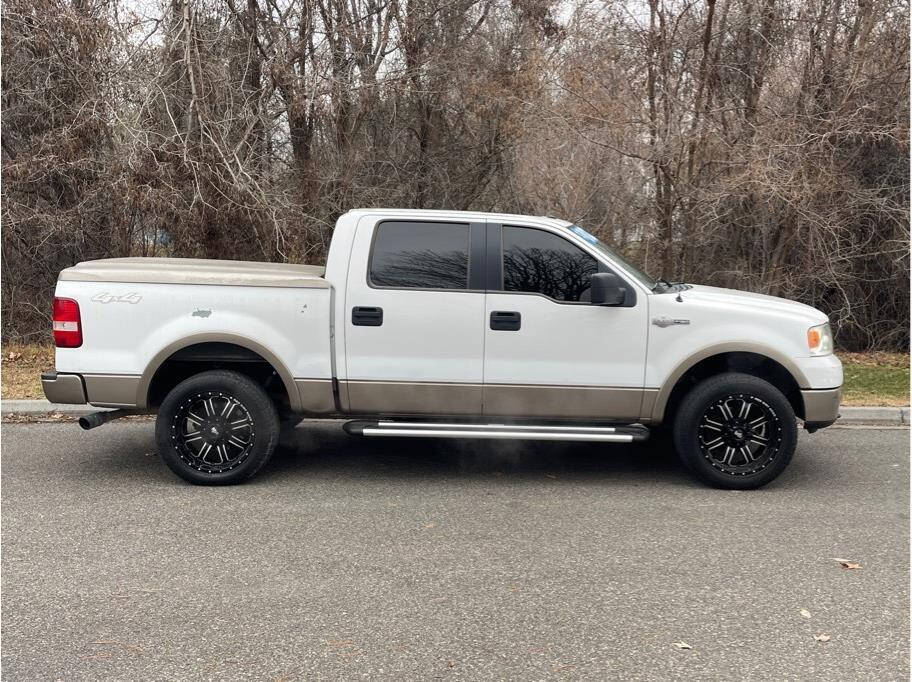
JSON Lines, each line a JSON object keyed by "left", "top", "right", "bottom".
{"left": 2, "top": 399, "right": 908, "bottom": 425}
{"left": 1, "top": 400, "right": 115, "bottom": 416}
{"left": 837, "top": 406, "right": 909, "bottom": 425}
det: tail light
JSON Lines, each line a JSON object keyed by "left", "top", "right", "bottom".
{"left": 53, "top": 297, "right": 82, "bottom": 347}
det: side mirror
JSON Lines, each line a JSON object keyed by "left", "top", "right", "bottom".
{"left": 590, "top": 272, "right": 626, "bottom": 306}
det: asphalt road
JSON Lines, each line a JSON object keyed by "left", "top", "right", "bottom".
{"left": 1, "top": 421, "right": 908, "bottom": 680}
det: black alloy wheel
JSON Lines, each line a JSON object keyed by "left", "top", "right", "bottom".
{"left": 673, "top": 372, "right": 797, "bottom": 489}
{"left": 171, "top": 392, "right": 255, "bottom": 474}
{"left": 697, "top": 394, "right": 783, "bottom": 476}
{"left": 155, "top": 370, "right": 279, "bottom": 485}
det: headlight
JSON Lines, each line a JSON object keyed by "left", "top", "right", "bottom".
{"left": 807, "top": 322, "right": 833, "bottom": 355}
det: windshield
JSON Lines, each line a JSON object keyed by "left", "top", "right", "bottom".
{"left": 566, "top": 225, "right": 657, "bottom": 290}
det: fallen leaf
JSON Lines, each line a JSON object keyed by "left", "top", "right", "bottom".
{"left": 90, "top": 640, "right": 144, "bottom": 654}
{"left": 814, "top": 634, "right": 831, "bottom": 642}
{"left": 800, "top": 609, "right": 812, "bottom": 619}
{"left": 831, "top": 558, "right": 862, "bottom": 569}
{"left": 672, "top": 642, "right": 692, "bottom": 650}
{"left": 325, "top": 639, "right": 355, "bottom": 649}
{"left": 6, "top": 351, "right": 22, "bottom": 361}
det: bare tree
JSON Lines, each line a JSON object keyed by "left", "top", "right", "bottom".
{"left": 1, "top": 0, "right": 908, "bottom": 350}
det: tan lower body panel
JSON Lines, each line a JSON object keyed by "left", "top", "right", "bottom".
{"left": 639, "top": 389, "right": 659, "bottom": 423}
{"left": 343, "top": 380, "right": 482, "bottom": 415}
{"left": 802, "top": 387, "right": 842, "bottom": 423}
{"left": 82, "top": 374, "right": 334, "bottom": 413}
{"left": 483, "top": 384, "right": 645, "bottom": 421}
{"left": 83, "top": 374, "right": 141, "bottom": 408}
{"left": 77, "top": 373, "right": 654, "bottom": 422}
{"left": 294, "top": 379, "right": 336, "bottom": 414}
{"left": 343, "top": 380, "right": 646, "bottom": 421}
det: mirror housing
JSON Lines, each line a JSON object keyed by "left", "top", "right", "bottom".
{"left": 590, "top": 272, "right": 626, "bottom": 306}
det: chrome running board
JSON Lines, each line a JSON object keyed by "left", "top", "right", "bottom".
{"left": 343, "top": 420, "right": 649, "bottom": 443}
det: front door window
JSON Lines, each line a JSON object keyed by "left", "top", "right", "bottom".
{"left": 501, "top": 225, "right": 598, "bottom": 302}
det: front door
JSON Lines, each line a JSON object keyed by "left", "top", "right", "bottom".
{"left": 344, "top": 218, "right": 487, "bottom": 415}
{"left": 482, "top": 223, "right": 649, "bottom": 420}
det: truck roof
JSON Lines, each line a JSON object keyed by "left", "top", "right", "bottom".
{"left": 343, "top": 208, "right": 574, "bottom": 228}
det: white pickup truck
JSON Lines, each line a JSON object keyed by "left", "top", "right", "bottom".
{"left": 43, "top": 209, "right": 842, "bottom": 488}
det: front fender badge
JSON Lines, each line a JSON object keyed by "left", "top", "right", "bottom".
{"left": 652, "top": 316, "right": 690, "bottom": 327}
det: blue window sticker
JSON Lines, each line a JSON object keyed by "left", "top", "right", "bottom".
{"left": 569, "top": 225, "right": 599, "bottom": 245}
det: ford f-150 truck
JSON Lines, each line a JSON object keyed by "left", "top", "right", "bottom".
{"left": 42, "top": 209, "right": 843, "bottom": 488}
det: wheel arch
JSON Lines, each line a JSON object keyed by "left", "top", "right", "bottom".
{"left": 652, "top": 345, "right": 808, "bottom": 425}
{"left": 137, "top": 333, "right": 300, "bottom": 411}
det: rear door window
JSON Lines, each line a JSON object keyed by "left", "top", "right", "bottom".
{"left": 369, "top": 221, "right": 470, "bottom": 290}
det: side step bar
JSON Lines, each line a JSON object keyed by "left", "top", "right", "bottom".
{"left": 343, "top": 420, "right": 650, "bottom": 443}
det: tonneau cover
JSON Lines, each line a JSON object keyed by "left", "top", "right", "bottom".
{"left": 59, "top": 257, "right": 329, "bottom": 288}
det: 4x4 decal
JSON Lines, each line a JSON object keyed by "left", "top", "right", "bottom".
{"left": 91, "top": 292, "right": 142, "bottom": 304}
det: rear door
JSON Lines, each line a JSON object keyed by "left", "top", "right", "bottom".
{"left": 343, "top": 217, "right": 487, "bottom": 415}
{"left": 482, "top": 222, "right": 649, "bottom": 420}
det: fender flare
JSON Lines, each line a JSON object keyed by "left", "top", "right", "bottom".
{"left": 650, "top": 342, "right": 810, "bottom": 423}
{"left": 136, "top": 332, "right": 301, "bottom": 411}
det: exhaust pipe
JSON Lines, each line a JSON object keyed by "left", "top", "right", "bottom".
{"left": 78, "top": 409, "right": 129, "bottom": 430}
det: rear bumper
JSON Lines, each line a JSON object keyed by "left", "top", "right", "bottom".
{"left": 43, "top": 370, "right": 140, "bottom": 407}
{"left": 41, "top": 371, "right": 87, "bottom": 405}
{"left": 801, "top": 387, "right": 841, "bottom": 429}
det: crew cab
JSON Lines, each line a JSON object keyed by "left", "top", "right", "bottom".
{"left": 42, "top": 209, "right": 843, "bottom": 488}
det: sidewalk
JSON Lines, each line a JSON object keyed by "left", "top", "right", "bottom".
{"left": 1, "top": 399, "right": 908, "bottom": 425}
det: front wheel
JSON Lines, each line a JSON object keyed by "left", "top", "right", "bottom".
{"left": 672, "top": 373, "right": 797, "bottom": 489}
{"left": 155, "top": 370, "right": 280, "bottom": 485}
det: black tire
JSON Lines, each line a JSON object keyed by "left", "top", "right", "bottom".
{"left": 155, "top": 370, "right": 280, "bottom": 485}
{"left": 672, "top": 372, "right": 797, "bottom": 489}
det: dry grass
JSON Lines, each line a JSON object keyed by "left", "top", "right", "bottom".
{"left": 2, "top": 344, "right": 907, "bottom": 406}
{"left": 1, "top": 344, "right": 55, "bottom": 399}
{"left": 836, "top": 351, "right": 909, "bottom": 368}
{"left": 837, "top": 352, "right": 909, "bottom": 407}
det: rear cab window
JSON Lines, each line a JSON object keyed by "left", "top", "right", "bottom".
{"left": 369, "top": 221, "right": 470, "bottom": 290}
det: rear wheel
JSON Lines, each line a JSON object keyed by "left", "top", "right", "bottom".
{"left": 155, "top": 370, "right": 279, "bottom": 485}
{"left": 672, "top": 372, "right": 797, "bottom": 489}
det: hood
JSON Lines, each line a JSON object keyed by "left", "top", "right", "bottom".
{"left": 683, "top": 284, "right": 828, "bottom": 324}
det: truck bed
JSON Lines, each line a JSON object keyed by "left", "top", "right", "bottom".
{"left": 59, "top": 257, "right": 328, "bottom": 289}
{"left": 53, "top": 257, "right": 335, "bottom": 410}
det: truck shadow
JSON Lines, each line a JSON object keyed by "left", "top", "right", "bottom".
{"left": 256, "top": 423, "right": 691, "bottom": 486}
{"left": 43, "top": 420, "right": 817, "bottom": 489}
